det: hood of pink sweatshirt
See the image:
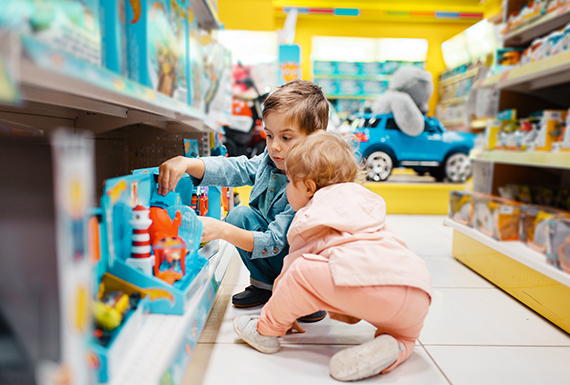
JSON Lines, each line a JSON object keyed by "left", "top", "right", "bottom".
{"left": 285, "top": 183, "right": 432, "bottom": 295}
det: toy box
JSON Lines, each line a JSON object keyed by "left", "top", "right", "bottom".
{"left": 520, "top": 205, "right": 562, "bottom": 254}
{"left": 170, "top": 0, "right": 189, "bottom": 104}
{"left": 336, "top": 61, "right": 360, "bottom": 77}
{"left": 313, "top": 61, "right": 336, "bottom": 76}
{"left": 126, "top": 0, "right": 187, "bottom": 100}
{"left": 99, "top": 0, "right": 127, "bottom": 76}
{"left": 473, "top": 194, "right": 522, "bottom": 241}
{"left": 361, "top": 79, "right": 388, "bottom": 96}
{"left": 337, "top": 79, "right": 361, "bottom": 97}
{"left": 99, "top": 169, "right": 211, "bottom": 315}
{"left": 449, "top": 190, "right": 474, "bottom": 227}
{"left": 536, "top": 110, "right": 567, "bottom": 151}
{"left": 186, "top": 4, "right": 204, "bottom": 110}
{"left": 360, "top": 62, "right": 381, "bottom": 77}
{"left": 90, "top": 273, "right": 151, "bottom": 383}
{"left": 2, "top": 0, "right": 101, "bottom": 66}
{"left": 548, "top": 216, "right": 570, "bottom": 272}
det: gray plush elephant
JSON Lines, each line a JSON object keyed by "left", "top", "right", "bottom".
{"left": 371, "top": 66, "right": 434, "bottom": 137}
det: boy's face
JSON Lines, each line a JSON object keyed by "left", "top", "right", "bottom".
{"left": 286, "top": 177, "right": 313, "bottom": 212}
{"left": 264, "top": 111, "right": 306, "bottom": 171}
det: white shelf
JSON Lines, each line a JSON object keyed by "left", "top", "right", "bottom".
{"left": 502, "top": 4, "right": 570, "bottom": 46}
{"left": 0, "top": 33, "right": 216, "bottom": 135}
{"left": 444, "top": 218, "right": 570, "bottom": 288}
{"left": 108, "top": 240, "right": 236, "bottom": 385}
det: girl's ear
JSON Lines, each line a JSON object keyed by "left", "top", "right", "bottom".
{"left": 304, "top": 179, "right": 317, "bottom": 197}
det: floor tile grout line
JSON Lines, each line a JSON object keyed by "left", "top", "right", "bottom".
{"left": 418, "top": 340, "right": 454, "bottom": 385}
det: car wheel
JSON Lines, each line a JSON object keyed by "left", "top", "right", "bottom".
{"left": 444, "top": 152, "right": 471, "bottom": 183}
{"left": 365, "top": 151, "right": 394, "bottom": 181}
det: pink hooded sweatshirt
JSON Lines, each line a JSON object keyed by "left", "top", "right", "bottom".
{"left": 284, "top": 183, "right": 432, "bottom": 297}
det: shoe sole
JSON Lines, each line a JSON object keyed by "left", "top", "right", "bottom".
{"left": 232, "top": 300, "right": 269, "bottom": 308}
{"left": 298, "top": 314, "right": 326, "bottom": 323}
{"left": 233, "top": 318, "right": 280, "bottom": 354}
{"left": 329, "top": 334, "right": 400, "bottom": 382}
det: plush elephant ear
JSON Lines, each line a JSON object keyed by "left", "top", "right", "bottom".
{"left": 390, "top": 91, "right": 425, "bottom": 137}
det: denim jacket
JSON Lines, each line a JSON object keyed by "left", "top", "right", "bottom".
{"left": 191, "top": 150, "right": 295, "bottom": 259}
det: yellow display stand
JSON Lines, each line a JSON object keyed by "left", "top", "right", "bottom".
{"left": 447, "top": 219, "right": 570, "bottom": 334}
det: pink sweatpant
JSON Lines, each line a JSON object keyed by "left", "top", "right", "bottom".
{"left": 257, "top": 257, "right": 431, "bottom": 373}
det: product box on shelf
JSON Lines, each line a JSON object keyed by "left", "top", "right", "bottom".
{"left": 313, "top": 61, "right": 336, "bottom": 76}
{"left": 336, "top": 61, "right": 360, "bottom": 77}
{"left": 89, "top": 272, "right": 151, "bottom": 383}
{"left": 520, "top": 205, "right": 563, "bottom": 254}
{"left": 99, "top": 169, "right": 211, "bottom": 316}
{"left": 126, "top": 0, "right": 187, "bottom": 101}
{"left": 99, "top": 0, "right": 127, "bottom": 76}
{"left": 1, "top": 0, "right": 101, "bottom": 66}
{"left": 449, "top": 190, "right": 474, "bottom": 227}
{"left": 170, "top": 0, "right": 190, "bottom": 104}
{"left": 337, "top": 79, "right": 361, "bottom": 97}
{"left": 473, "top": 194, "right": 522, "bottom": 241}
{"left": 186, "top": 3, "right": 204, "bottom": 110}
{"left": 536, "top": 110, "right": 568, "bottom": 151}
{"left": 547, "top": 215, "right": 570, "bottom": 271}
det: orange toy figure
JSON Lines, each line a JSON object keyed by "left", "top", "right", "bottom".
{"left": 148, "top": 207, "right": 182, "bottom": 245}
{"left": 153, "top": 236, "right": 188, "bottom": 284}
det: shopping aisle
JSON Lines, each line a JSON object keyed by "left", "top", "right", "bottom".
{"left": 181, "top": 215, "right": 570, "bottom": 385}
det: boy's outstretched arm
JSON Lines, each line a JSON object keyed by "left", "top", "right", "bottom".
{"left": 200, "top": 216, "right": 255, "bottom": 252}
{"left": 158, "top": 155, "right": 205, "bottom": 195}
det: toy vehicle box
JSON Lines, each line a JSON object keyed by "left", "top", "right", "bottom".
{"left": 99, "top": 170, "right": 210, "bottom": 315}
{"left": 473, "top": 194, "right": 522, "bottom": 241}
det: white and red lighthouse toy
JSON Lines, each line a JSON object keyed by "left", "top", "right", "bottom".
{"left": 126, "top": 205, "right": 154, "bottom": 274}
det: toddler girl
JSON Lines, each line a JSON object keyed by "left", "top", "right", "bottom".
{"left": 233, "top": 131, "right": 432, "bottom": 382}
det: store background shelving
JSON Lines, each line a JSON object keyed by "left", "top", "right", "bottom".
{"left": 452, "top": 0, "right": 570, "bottom": 333}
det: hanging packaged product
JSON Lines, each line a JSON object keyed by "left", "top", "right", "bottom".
{"left": 126, "top": 0, "right": 187, "bottom": 101}
{"left": 535, "top": 110, "right": 567, "bottom": 151}
{"left": 1, "top": 0, "right": 101, "bottom": 66}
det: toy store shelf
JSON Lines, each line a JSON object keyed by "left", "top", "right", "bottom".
{"left": 1, "top": 35, "right": 214, "bottom": 135}
{"left": 478, "top": 50, "right": 570, "bottom": 92}
{"left": 189, "top": 0, "right": 223, "bottom": 30}
{"left": 473, "top": 149, "right": 570, "bottom": 170}
{"left": 470, "top": 117, "right": 490, "bottom": 130}
{"left": 109, "top": 240, "right": 237, "bottom": 385}
{"left": 439, "top": 68, "right": 478, "bottom": 87}
{"left": 502, "top": 4, "right": 570, "bottom": 46}
{"left": 445, "top": 218, "right": 570, "bottom": 333}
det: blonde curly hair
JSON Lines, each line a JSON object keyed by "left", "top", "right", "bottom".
{"left": 286, "top": 131, "right": 365, "bottom": 190}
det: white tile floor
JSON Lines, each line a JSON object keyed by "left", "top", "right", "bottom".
{"left": 181, "top": 215, "right": 570, "bottom": 385}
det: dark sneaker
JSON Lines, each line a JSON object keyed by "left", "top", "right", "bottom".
{"left": 232, "top": 285, "right": 272, "bottom": 308}
{"left": 298, "top": 310, "right": 327, "bottom": 323}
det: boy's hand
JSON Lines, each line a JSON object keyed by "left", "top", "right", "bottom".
{"left": 286, "top": 320, "right": 305, "bottom": 334}
{"left": 158, "top": 156, "right": 189, "bottom": 196}
{"left": 199, "top": 216, "right": 227, "bottom": 242}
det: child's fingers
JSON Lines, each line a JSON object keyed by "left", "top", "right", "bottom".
{"left": 287, "top": 320, "right": 305, "bottom": 334}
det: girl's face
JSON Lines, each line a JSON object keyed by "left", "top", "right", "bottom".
{"left": 263, "top": 112, "right": 306, "bottom": 171}
{"left": 286, "top": 176, "right": 314, "bottom": 212}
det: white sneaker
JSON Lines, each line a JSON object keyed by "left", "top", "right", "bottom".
{"left": 233, "top": 315, "right": 281, "bottom": 354}
{"left": 329, "top": 334, "right": 403, "bottom": 382}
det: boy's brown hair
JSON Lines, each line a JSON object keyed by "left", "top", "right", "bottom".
{"left": 262, "top": 79, "right": 329, "bottom": 135}
{"left": 286, "top": 131, "right": 365, "bottom": 190}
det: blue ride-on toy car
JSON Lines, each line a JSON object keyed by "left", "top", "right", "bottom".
{"left": 352, "top": 113, "right": 477, "bottom": 183}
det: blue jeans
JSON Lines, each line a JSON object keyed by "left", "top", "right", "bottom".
{"left": 224, "top": 205, "right": 287, "bottom": 290}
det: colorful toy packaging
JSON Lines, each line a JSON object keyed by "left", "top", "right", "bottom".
{"left": 99, "top": 0, "right": 127, "bottom": 76}
{"left": 126, "top": 0, "right": 187, "bottom": 101}
{"left": 548, "top": 215, "right": 570, "bottom": 271}
{"left": 449, "top": 190, "right": 475, "bottom": 227}
{"left": 186, "top": 3, "right": 204, "bottom": 110}
{"left": 1, "top": 0, "right": 101, "bottom": 66}
{"left": 520, "top": 205, "right": 563, "bottom": 254}
{"left": 535, "top": 110, "right": 567, "bottom": 151}
{"left": 473, "top": 194, "right": 522, "bottom": 241}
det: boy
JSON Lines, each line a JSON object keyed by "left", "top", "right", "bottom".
{"left": 157, "top": 79, "right": 329, "bottom": 319}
